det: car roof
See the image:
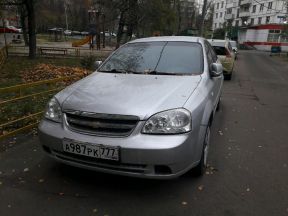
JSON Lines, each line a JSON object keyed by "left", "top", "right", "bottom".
{"left": 207, "top": 39, "right": 229, "bottom": 47}
{"left": 128, "top": 36, "right": 205, "bottom": 44}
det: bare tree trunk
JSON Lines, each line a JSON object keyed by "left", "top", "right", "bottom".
{"left": 177, "top": 1, "right": 181, "bottom": 35}
{"left": 96, "top": 11, "right": 101, "bottom": 50}
{"left": 19, "top": 6, "right": 29, "bottom": 46}
{"left": 25, "top": 0, "right": 36, "bottom": 59}
{"left": 199, "top": 0, "right": 208, "bottom": 36}
{"left": 116, "top": 11, "right": 125, "bottom": 49}
{"left": 102, "top": 14, "right": 105, "bottom": 48}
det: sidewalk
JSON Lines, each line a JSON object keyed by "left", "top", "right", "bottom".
{"left": 0, "top": 33, "right": 13, "bottom": 48}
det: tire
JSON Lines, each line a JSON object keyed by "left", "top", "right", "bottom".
{"left": 216, "top": 97, "right": 221, "bottom": 111}
{"left": 224, "top": 73, "right": 232, "bottom": 80}
{"left": 194, "top": 125, "right": 211, "bottom": 177}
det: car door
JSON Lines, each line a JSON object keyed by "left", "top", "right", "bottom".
{"left": 205, "top": 41, "right": 223, "bottom": 110}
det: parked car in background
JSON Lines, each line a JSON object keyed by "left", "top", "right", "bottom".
{"left": 230, "top": 40, "right": 238, "bottom": 59}
{"left": 71, "top": 31, "right": 81, "bottom": 35}
{"left": 81, "top": 31, "right": 89, "bottom": 36}
{"left": 208, "top": 39, "right": 235, "bottom": 80}
{"left": 64, "top": 30, "right": 72, "bottom": 36}
{"left": 0, "top": 25, "right": 22, "bottom": 33}
{"left": 39, "top": 36, "right": 223, "bottom": 179}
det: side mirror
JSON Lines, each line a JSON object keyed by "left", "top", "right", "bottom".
{"left": 94, "top": 60, "right": 103, "bottom": 70}
{"left": 210, "top": 63, "right": 223, "bottom": 77}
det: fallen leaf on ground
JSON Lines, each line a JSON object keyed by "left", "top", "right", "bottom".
{"left": 198, "top": 185, "right": 204, "bottom": 191}
{"left": 58, "top": 192, "right": 64, "bottom": 196}
{"left": 246, "top": 188, "right": 250, "bottom": 192}
{"left": 23, "top": 168, "right": 29, "bottom": 172}
{"left": 181, "top": 201, "right": 188, "bottom": 205}
{"left": 92, "top": 209, "right": 98, "bottom": 213}
{"left": 0, "top": 181, "right": 2, "bottom": 185}
{"left": 38, "top": 179, "right": 45, "bottom": 183}
{"left": 21, "top": 63, "right": 90, "bottom": 85}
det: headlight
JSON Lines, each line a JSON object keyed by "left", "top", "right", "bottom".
{"left": 44, "top": 97, "right": 62, "bottom": 123}
{"left": 142, "top": 108, "right": 192, "bottom": 134}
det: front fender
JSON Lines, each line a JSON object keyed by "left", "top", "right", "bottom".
{"left": 201, "top": 100, "right": 214, "bottom": 126}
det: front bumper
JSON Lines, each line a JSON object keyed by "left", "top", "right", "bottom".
{"left": 38, "top": 119, "right": 206, "bottom": 179}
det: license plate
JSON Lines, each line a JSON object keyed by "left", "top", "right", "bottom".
{"left": 63, "top": 139, "right": 119, "bottom": 161}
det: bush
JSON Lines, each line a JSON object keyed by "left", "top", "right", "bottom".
{"left": 80, "top": 55, "right": 97, "bottom": 70}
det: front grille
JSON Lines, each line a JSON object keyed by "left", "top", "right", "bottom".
{"left": 65, "top": 111, "right": 139, "bottom": 137}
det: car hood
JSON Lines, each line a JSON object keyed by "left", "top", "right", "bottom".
{"left": 57, "top": 72, "right": 201, "bottom": 120}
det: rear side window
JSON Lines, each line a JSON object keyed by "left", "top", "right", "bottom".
{"left": 213, "top": 46, "right": 226, "bottom": 55}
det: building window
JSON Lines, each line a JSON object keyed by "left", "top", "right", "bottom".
{"left": 268, "top": 2, "right": 272, "bottom": 9}
{"left": 250, "top": 18, "right": 254, "bottom": 25}
{"left": 227, "top": 8, "right": 232, "bottom": 14}
{"left": 236, "top": 20, "right": 239, "bottom": 26}
{"left": 219, "top": 23, "right": 222, "bottom": 28}
{"left": 258, "top": 17, "right": 262, "bottom": 24}
{"left": 237, "top": 9, "right": 239, "bottom": 18}
{"left": 260, "top": 4, "right": 264, "bottom": 11}
{"left": 216, "top": 13, "right": 218, "bottom": 18}
{"left": 215, "top": 23, "right": 217, "bottom": 29}
{"left": 252, "top": 5, "right": 256, "bottom": 13}
{"left": 268, "top": 30, "right": 288, "bottom": 42}
{"left": 221, "top": 1, "right": 224, "bottom": 8}
{"left": 220, "top": 12, "right": 223, "bottom": 18}
{"left": 268, "top": 30, "right": 281, "bottom": 42}
{"left": 217, "top": 3, "right": 219, "bottom": 9}
{"left": 266, "top": 16, "right": 270, "bottom": 23}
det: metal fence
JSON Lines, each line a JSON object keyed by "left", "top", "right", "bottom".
{"left": 7, "top": 45, "right": 113, "bottom": 58}
{"left": 0, "top": 76, "right": 78, "bottom": 141}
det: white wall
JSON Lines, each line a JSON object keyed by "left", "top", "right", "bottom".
{"left": 245, "top": 29, "right": 268, "bottom": 42}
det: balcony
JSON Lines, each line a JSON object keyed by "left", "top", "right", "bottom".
{"left": 225, "top": 14, "right": 235, "bottom": 20}
{"left": 239, "top": 11, "right": 250, "bottom": 17}
{"left": 240, "top": 0, "right": 251, "bottom": 5}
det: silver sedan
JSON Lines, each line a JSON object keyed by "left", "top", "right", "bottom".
{"left": 38, "top": 36, "right": 223, "bottom": 179}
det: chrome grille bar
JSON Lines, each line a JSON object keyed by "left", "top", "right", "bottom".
{"left": 65, "top": 111, "right": 139, "bottom": 137}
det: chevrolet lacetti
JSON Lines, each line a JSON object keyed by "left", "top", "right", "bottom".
{"left": 38, "top": 36, "right": 223, "bottom": 179}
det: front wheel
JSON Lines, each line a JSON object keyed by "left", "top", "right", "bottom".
{"left": 193, "top": 125, "right": 211, "bottom": 176}
{"left": 216, "top": 97, "right": 221, "bottom": 111}
{"left": 224, "top": 73, "right": 232, "bottom": 80}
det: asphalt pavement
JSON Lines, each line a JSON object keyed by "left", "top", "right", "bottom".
{"left": 0, "top": 50, "right": 288, "bottom": 216}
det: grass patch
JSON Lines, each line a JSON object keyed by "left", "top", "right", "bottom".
{"left": 0, "top": 56, "right": 82, "bottom": 88}
{"left": 0, "top": 56, "right": 84, "bottom": 136}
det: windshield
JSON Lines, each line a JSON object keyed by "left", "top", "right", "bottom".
{"left": 99, "top": 41, "right": 203, "bottom": 75}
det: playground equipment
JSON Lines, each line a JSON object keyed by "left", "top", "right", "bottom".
{"left": 72, "top": 35, "right": 92, "bottom": 47}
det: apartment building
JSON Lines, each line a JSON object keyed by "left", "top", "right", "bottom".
{"left": 213, "top": 0, "right": 227, "bottom": 30}
{"left": 213, "top": 0, "right": 288, "bottom": 51}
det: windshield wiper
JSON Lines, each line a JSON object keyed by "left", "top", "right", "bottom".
{"left": 99, "top": 69, "right": 130, "bottom": 74}
{"left": 147, "top": 70, "right": 178, "bottom": 75}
